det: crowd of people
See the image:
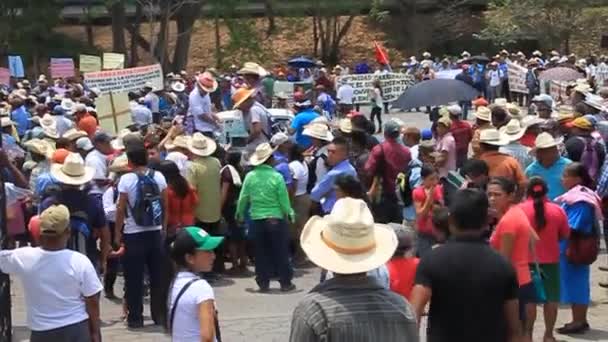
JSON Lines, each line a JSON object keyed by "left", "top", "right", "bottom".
{"left": 0, "top": 48, "right": 607, "bottom": 342}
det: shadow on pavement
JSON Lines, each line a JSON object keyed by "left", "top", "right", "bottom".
{"left": 244, "top": 287, "right": 304, "bottom": 295}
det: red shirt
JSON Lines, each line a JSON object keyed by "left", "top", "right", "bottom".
{"left": 387, "top": 257, "right": 419, "bottom": 300}
{"left": 449, "top": 119, "right": 473, "bottom": 153}
{"left": 520, "top": 132, "right": 536, "bottom": 148}
{"left": 490, "top": 205, "right": 532, "bottom": 286}
{"left": 167, "top": 186, "right": 199, "bottom": 231}
{"left": 364, "top": 139, "right": 411, "bottom": 194}
{"left": 412, "top": 186, "right": 444, "bottom": 235}
{"left": 519, "top": 198, "right": 570, "bottom": 264}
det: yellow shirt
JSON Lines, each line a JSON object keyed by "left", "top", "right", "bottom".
{"left": 187, "top": 156, "right": 222, "bottom": 223}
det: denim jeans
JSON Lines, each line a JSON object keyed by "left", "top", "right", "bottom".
{"left": 251, "top": 218, "right": 293, "bottom": 287}
{"left": 122, "top": 230, "right": 165, "bottom": 325}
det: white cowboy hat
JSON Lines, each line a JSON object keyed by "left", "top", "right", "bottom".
{"left": 50, "top": 152, "right": 95, "bottom": 186}
{"left": 43, "top": 125, "right": 59, "bottom": 139}
{"left": 23, "top": 139, "right": 52, "bottom": 158}
{"left": 474, "top": 106, "right": 491, "bottom": 121}
{"left": 339, "top": 118, "right": 352, "bottom": 134}
{"left": 237, "top": 62, "right": 268, "bottom": 77}
{"left": 143, "top": 81, "right": 156, "bottom": 91}
{"left": 494, "top": 98, "right": 508, "bottom": 107}
{"left": 499, "top": 119, "right": 526, "bottom": 142}
{"left": 165, "top": 135, "right": 191, "bottom": 150}
{"left": 300, "top": 197, "right": 397, "bottom": 274}
{"left": 521, "top": 115, "right": 547, "bottom": 128}
{"left": 479, "top": 128, "right": 509, "bottom": 146}
{"left": 303, "top": 122, "right": 334, "bottom": 142}
{"left": 584, "top": 94, "right": 607, "bottom": 112}
{"left": 62, "top": 128, "right": 88, "bottom": 141}
{"left": 534, "top": 132, "right": 562, "bottom": 149}
{"left": 249, "top": 142, "right": 276, "bottom": 166}
{"left": 60, "top": 98, "right": 75, "bottom": 113}
{"left": 171, "top": 81, "right": 186, "bottom": 93}
{"left": 506, "top": 103, "right": 524, "bottom": 120}
{"left": 108, "top": 154, "right": 130, "bottom": 173}
{"left": 188, "top": 132, "right": 217, "bottom": 157}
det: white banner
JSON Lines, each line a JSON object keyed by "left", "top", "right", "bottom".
{"left": 84, "top": 64, "right": 164, "bottom": 95}
{"left": 507, "top": 61, "right": 529, "bottom": 94}
{"left": 337, "top": 73, "right": 414, "bottom": 104}
{"left": 435, "top": 69, "right": 461, "bottom": 80}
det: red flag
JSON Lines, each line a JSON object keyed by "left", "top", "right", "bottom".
{"left": 374, "top": 41, "right": 389, "bottom": 66}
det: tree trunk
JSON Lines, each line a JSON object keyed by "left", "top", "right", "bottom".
{"left": 84, "top": 2, "right": 94, "bottom": 46}
{"left": 129, "top": 2, "right": 143, "bottom": 67}
{"left": 172, "top": 2, "right": 203, "bottom": 73}
{"left": 109, "top": 0, "right": 127, "bottom": 54}
{"left": 214, "top": 17, "right": 222, "bottom": 68}
{"left": 328, "top": 16, "right": 355, "bottom": 66}
{"left": 312, "top": 16, "right": 319, "bottom": 57}
{"left": 264, "top": 0, "right": 276, "bottom": 38}
{"left": 156, "top": 0, "right": 171, "bottom": 70}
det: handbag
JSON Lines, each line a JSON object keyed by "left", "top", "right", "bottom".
{"left": 529, "top": 244, "right": 546, "bottom": 302}
{"left": 566, "top": 213, "right": 600, "bottom": 265}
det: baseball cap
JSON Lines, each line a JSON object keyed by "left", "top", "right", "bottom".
{"left": 421, "top": 128, "right": 433, "bottom": 140}
{"left": 93, "top": 131, "right": 113, "bottom": 144}
{"left": 173, "top": 227, "right": 224, "bottom": 252}
{"left": 39, "top": 204, "right": 70, "bottom": 236}
{"left": 76, "top": 137, "right": 94, "bottom": 152}
{"left": 383, "top": 119, "right": 401, "bottom": 135}
{"left": 532, "top": 94, "right": 554, "bottom": 108}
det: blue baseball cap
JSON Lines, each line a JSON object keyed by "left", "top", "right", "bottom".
{"left": 421, "top": 128, "right": 433, "bottom": 140}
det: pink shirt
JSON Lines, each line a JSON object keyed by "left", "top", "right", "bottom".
{"left": 490, "top": 205, "right": 532, "bottom": 286}
{"left": 519, "top": 198, "right": 570, "bottom": 264}
{"left": 436, "top": 133, "right": 456, "bottom": 178}
{"left": 412, "top": 186, "right": 444, "bottom": 235}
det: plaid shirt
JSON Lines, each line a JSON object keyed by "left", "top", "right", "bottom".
{"left": 499, "top": 142, "right": 534, "bottom": 170}
{"left": 597, "top": 160, "right": 608, "bottom": 199}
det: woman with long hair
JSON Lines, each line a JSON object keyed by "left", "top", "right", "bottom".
{"left": 412, "top": 165, "right": 444, "bottom": 258}
{"left": 156, "top": 160, "right": 199, "bottom": 239}
{"left": 554, "top": 163, "right": 601, "bottom": 334}
{"left": 288, "top": 145, "right": 310, "bottom": 265}
{"left": 488, "top": 177, "right": 536, "bottom": 342}
{"left": 163, "top": 227, "right": 223, "bottom": 342}
{"left": 369, "top": 79, "right": 384, "bottom": 133}
{"left": 220, "top": 150, "right": 247, "bottom": 273}
{"left": 520, "top": 177, "right": 570, "bottom": 342}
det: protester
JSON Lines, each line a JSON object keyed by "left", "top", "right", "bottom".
{"left": 499, "top": 119, "right": 534, "bottom": 169}
{"left": 386, "top": 225, "right": 419, "bottom": 300}
{"left": 233, "top": 87, "right": 271, "bottom": 153}
{"left": 478, "top": 128, "right": 527, "bottom": 193}
{"left": 469, "top": 106, "right": 493, "bottom": 158}
{"left": 369, "top": 79, "right": 384, "bottom": 133}
{"left": 434, "top": 115, "right": 457, "bottom": 179}
{"left": 188, "top": 72, "right": 220, "bottom": 137}
{"left": 220, "top": 150, "right": 247, "bottom": 273}
{"left": 288, "top": 144, "right": 310, "bottom": 264}
{"left": 526, "top": 132, "right": 572, "bottom": 200}
{"left": 157, "top": 160, "right": 199, "bottom": 239}
{"left": 447, "top": 104, "right": 472, "bottom": 168}
{"left": 289, "top": 99, "right": 319, "bottom": 149}
{"left": 412, "top": 165, "right": 443, "bottom": 257}
{"left": 564, "top": 117, "right": 606, "bottom": 180}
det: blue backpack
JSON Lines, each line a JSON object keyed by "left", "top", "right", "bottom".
{"left": 130, "top": 170, "right": 163, "bottom": 227}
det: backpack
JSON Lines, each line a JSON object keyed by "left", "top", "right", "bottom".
{"left": 129, "top": 169, "right": 163, "bottom": 227}
{"left": 396, "top": 162, "right": 420, "bottom": 207}
{"left": 307, "top": 152, "right": 328, "bottom": 193}
{"left": 579, "top": 137, "right": 600, "bottom": 180}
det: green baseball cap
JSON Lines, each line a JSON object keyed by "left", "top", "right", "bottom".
{"left": 179, "top": 227, "right": 224, "bottom": 251}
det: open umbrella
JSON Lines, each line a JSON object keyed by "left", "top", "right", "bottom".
{"left": 288, "top": 56, "right": 316, "bottom": 69}
{"left": 539, "top": 67, "right": 584, "bottom": 82}
{"left": 462, "top": 55, "right": 491, "bottom": 64}
{"left": 395, "top": 79, "right": 480, "bottom": 109}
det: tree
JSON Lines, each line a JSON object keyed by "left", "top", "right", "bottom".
{"left": 480, "top": 0, "right": 590, "bottom": 54}
{"left": 308, "top": 0, "right": 360, "bottom": 65}
{"left": 107, "top": 0, "right": 128, "bottom": 54}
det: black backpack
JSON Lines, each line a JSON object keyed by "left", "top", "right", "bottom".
{"left": 129, "top": 169, "right": 163, "bottom": 227}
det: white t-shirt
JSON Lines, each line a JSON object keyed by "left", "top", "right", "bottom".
{"left": 117, "top": 170, "right": 167, "bottom": 234}
{"left": 337, "top": 84, "right": 354, "bottom": 105}
{"left": 169, "top": 272, "right": 216, "bottom": 342}
{"left": 102, "top": 186, "right": 117, "bottom": 222}
{"left": 85, "top": 149, "right": 109, "bottom": 195}
{"left": 289, "top": 160, "right": 309, "bottom": 196}
{"left": 489, "top": 70, "right": 501, "bottom": 87}
{"left": 0, "top": 247, "right": 102, "bottom": 331}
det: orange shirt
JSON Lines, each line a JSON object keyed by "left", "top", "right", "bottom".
{"left": 167, "top": 186, "right": 199, "bottom": 232}
{"left": 490, "top": 205, "right": 532, "bottom": 286}
{"left": 78, "top": 113, "right": 98, "bottom": 138}
{"left": 479, "top": 151, "right": 526, "bottom": 187}
{"left": 386, "top": 257, "right": 419, "bottom": 300}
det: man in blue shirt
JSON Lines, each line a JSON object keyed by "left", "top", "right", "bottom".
{"left": 311, "top": 137, "right": 357, "bottom": 214}
{"left": 289, "top": 99, "right": 319, "bottom": 149}
{"left": 9, "top": 96, "right": 30, "bottom": 137}
{"left": 270, "top": 132, "right": 294, "bottom": 190}
{"left": 525, "top": 132, "right": 571, "bottom": 200}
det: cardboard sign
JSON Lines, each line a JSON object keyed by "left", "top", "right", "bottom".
{"left": 103, "top": 52, "right": 125, "bottom": 70}
{"left": 336, "top": 73, "right": 414, "bottom": 104}
{"left": 50, "top": 58, "right": 75, "bottom": 78}
{"left": 507, "top": 61, "right": 529, "bottom": 94}
{"left": 0, "top": 68, "right": 10, "bottom": 85}
{"left": 84, "top": 64, "right": 164, "bottom": 95}
{"left": 79, "top": 54, "right": 102, "bottom": 73}
{"left": 96, "top": 92, "right": 132, "bottom": 134}
{"left": 8, "top": 56, "right": 24, "bottom": 78}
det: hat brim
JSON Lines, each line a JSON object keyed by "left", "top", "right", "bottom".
{"left": 499, "top": 127, "right": 526, "bottom": 142}
{"left": 196, "top": 236, "right": 224, "bottom": 251}
{"left": 474, "top": 112, "right": 491, "bottom": 121}
{"left": 232, "top": 89, "right": 256, "bottom": 110}
{"left": 248, "top": 147, "right": 277, "bottom": 166}
{"left": 198, "top": 79, "right": 218, "bottom": 93}
{"left": 50, "top": 164, "right": 95, "bottom": 186}
{"left": 300, "top": 216, "right": 398, "bottom": 274}
{"left": 110, "top": 139, "right": 125, "bottom": 151}
{"left": 188, "top": 138, "right": 217, "bottom": 157}
{"left": 302, "top": 127, "right": 334, "bottom": 142}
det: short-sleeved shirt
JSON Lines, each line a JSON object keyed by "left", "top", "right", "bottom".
{"left": 130, "top": 102, "right": 153, "bottom": 128}
{"left": 291, "top": 109, "right": 319, "bottom": 148}
{"left": 412, "top": 186, "right": 444, "bottom": 235}
{"left": 436, "top": 133, "right": 456, "bottom": 178}
{"left": 364, "top": 140, "right": 411, "bottom": 196}
{"left": 525, "top": 157, "right": 571, "bottom": 201}
{"left": 386, "top": 257, "right": 419, "bottom": 300}
{"left": 244, "top": 102, "right": 271, "bottom": 150}
{"left": 85, "top": 149, "right": 109, "bottom": 195}
{"left": 519, "top": 198, "right": 569, "bottom": 264}
{"left": 187, "top": 156, "right": 222, "bottom": 223}
{"left": 188, "top": 87, "right": 215, "bottom": 133}
{"left": 449, "top": 119, "right": 473, "bottom": 153}
{"left": 479, "top": 151, "right": 527, "bottom": 188}
{"left": 40, "top": 189, "right": 107, "bottom": 231}
{"left": 273, "top": 151, "right": 293, "bottom": 185}
{"left": 117, "top": 170, "right": 167, "bottom": 234}
{"left": 490, "top": 205, "right": 532, "bottom": 286}
{"left": 11, "top": 105, "right": 30, "bottom": 136}
{"left": 415, "top": 236, "right": 518, "bottom": 342}
{"left": 289, "top": 160, "right": 309, "bottom": 196}
{"left": 169, "top": 272, "right": 216, "bottom": 342}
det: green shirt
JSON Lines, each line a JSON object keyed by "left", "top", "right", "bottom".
{"left": 236, "top": 164, "right": 294, "bottom": 221}
{"left": 187, "top": 156, "right": 222, "bottom": 223}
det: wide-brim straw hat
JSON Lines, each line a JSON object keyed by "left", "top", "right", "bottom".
{"left": 108, "top": 154, "right": 130, "bottom": 173}
{"left": 196, "top": 72, "right": 218, "bottom": 93}
{"left": 249, "top": 142, "right": 276, "bottom": 166}
{"left": 232, "top": 88, "right": 257, "bottom": 109}
{"left": 62, "top": 128, "right": 88, "bottom": 141}
{"left": 50, "top": 152, "right": 95, "bottom": 185}
{"left": 338, "top": 118, "right": 352, "bottom": 134}
{"left": 24, "top": 139, "right": 52, "bottom": 158}
{"left": 188, "top": 132, "right": 217, "bottom": 157}
{"left": 238, "top": 62, "right": 268, "bottom": 77}
{"left": 534, "top": 132, "right": 562, "bottom": 149}
{"left": 301, "top": 197, "right": 397, "bottom": 274}
{"left": 165, "top": 135, "right": 191, "bottom": 150}
{"left": 474, "top": 106, "right": 491, "bottom": 121}
{"left": 499, "top": 119, "right": 526, "bottom": 142}
{"left": 479, "top": 128, "right": 510, "bottom": 146}
{"left": 303, "top": 122, "right": 334, "bottom": 142}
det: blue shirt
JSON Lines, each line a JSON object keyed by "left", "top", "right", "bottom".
{"left": 188, "top": 87, "right": 215, "bottom": 133}
{"left": 273, "top": 151, "right": 293, "bottom": 186}
{"left": 11, "top": 105, "right": 29, "bottom": 136}
{"left": 290, "top": 109, "right": 319, "bottom": 148}
{"left": 525, "top": 157, "right": 571, "bottom": 201}
{"left": 310, "top": 159, "right": 357, "bottom": 214}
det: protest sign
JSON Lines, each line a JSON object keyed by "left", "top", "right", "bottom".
{"left": 0, "top": 68, "right": 10, "bottom": 85}
{"left": 273, "top": 81, "right": 295, "bottom": 106}
{"left": 50, "top": 58, "right": 75, "bottom": 78}
{"left": 8, "top": 56, "right": 24, "bottom": 78}
{"left": 96, "top": 92, "right": 132, "bottom": 134}
{"left": 549, "top": 80, "right": 569, "bottom": 102}
{"left": 507, "top": 61, "right": 528, "bottom": 94}
{"left": 336, "top": 73, "right": 414, "bottom": 104}
{"left": 103, "top": 53, "right": 125, "bottom": 70}
{"left": 84, "top": 64, "right": 164, "bottom": 95}
{"left": 79, "top": 54, "right": 102, "bottom": 73}
{"left": 435, "top": 69, "right": 461, "bottom": 80}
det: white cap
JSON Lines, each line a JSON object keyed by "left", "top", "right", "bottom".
{"left": 76, "top": 137, "right": 94, "bottom": 152}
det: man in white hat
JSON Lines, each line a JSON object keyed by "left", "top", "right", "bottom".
{"left": 238, "top": 62, "right": 269, "bottom": 105}
{"left": 336, "top": 78, "right": 354, "bottom": 117}
{"left": 270, "top": 132, "right": 294, "bottom": 188}
{"left": 236, "top": 142, "right": 296, "bottom": 292}
{"left": 303, "top": 122, "right": 334, "bottom": 192}
{"left": 525, "top": 132, "right": 571, "bottom": 200}
{"left": 290, "top": 197, "right": 417, "bottom": 342}
{"left": 127, "top": 92, "right": 153, "bottom": 129}
{"left": 478, "top": 128, "right": 526, "bottom": 194}
{"left": 531, "top": 94, "right": 555, "bottom": 119}
{"left": 23, "top": 139, "right": 52, "bottom": 198}
{"left": 289, "top": 97, "right": 319, "bottom": 149}
{"left": 85, "top": 132, "right": 115, "bottom": 198}
{"left": 188, "top": 71, "right": 220, "bottom": 137}
{"left": 50, "top": 104, "right": 75, "bottom": 137}
{"left": 499, "top": 119, "right": 534, "bottom": 168}
{"left": 0, "top": 204, "right": 103, "bottom": 342}
{"left": 142, "top": 82, "right": 160, "bottom": 123}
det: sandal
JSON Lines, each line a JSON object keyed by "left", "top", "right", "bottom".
{"left": 557, "top": 322, "right": 589, "bottom": 334}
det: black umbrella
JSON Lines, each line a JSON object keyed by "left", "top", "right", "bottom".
{"left": 462, "top": 55, "right": 491, "bottom": 64}
{"left": 395, "top": 79, "right": 480, "bottom": 109}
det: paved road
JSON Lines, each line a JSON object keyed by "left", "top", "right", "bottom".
{"left": 8, "top": 111, "right": 608, "bottom": 341}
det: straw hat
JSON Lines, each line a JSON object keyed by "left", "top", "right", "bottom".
{"left": 534, "top": 132, "right": 561, "bottom": 149}
{"left": 437, "top": 116, "right": 452, "bottom": 127}
{"left": 196, "top": 72, "right": 218, "bottom": 93}
{"left": 62, "top": 128, "right": 88, "bottom": 141}
{"left": 474, "top": 106, "right": 491, "bottom": 121}
{"left": 188, "top": 132, "right": 217, "bottom": 157}
{"left": 232, "top": 87, "right": 256, "bottom": 109}
{"left": 506, "top": 103, "right": 524, "bottom": 120}
{"left": 521, "top": 115, "right": 547, "bottom": 128}
{"left": 0, "top": 117, "right": 15, "bottom": 128}
{"left": 165, "top": 135, "right": 191, "bottom": 150}
{"left": 572, "top": 117, "right": 592, "bottom": 131}
{"left": 494, "top": 98, "right": 508, "bottom": 107}
{"left": 479, "top": 128, "right": 509, "bottom": 146}
{"left": 584, "top": 94, "right": 607, "bottom": 112}
{"left": 60, "top": 98, "right": 75, "bottom": 113}
{"left": 108, "top": 154, "right": 130, "bottom": 173}
{"left": 24, "top": 139, "right": 52, "bottom": 158}
{"left": 338, "top": 118, "right": 352, "bottom": 134}
{"left": 238, "top": 62, "right": 268, "bottom": 77}
{"left": 303, "top": 122, "right": 334, "bottom": 142}
{"left": 50, "top": 152, "right": 95, "bottom": 185}
{"left": 249, "top": 142, "right": 276, "bottom": 166}
{"left": 300, "top": 197, "right": 397, "bottom": 274}
{"left": 499, "top": 119, "right": 526, "bottom": 142}
{"left": 171, "top": 82, "right": 186, "bottom": 93}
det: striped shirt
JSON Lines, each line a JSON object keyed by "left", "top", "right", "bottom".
{"left": 499, "top": 142, "right": 534, "bottom": 169}
{"left": 289, "top": 275, "right": 419, "bottom": 342}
